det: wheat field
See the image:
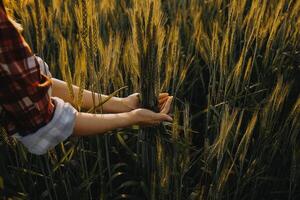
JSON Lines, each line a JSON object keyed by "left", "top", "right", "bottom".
{"left": 0, "top": 0, "right": 299, "bottom": 199}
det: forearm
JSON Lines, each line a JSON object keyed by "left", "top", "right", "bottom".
{"left": 73, "top": 112, "right": 135, "bottom": 136}
{"left": 51, "top": 78, "right": 130, "bottom": 113}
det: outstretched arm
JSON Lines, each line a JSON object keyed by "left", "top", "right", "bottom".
{"left": 52, "top": 78, "right": 172, "bottom": 113}
{"left": 52, "top": 78, "right": 174, "bottom": 136}
{"left": 73, "top": 107, "right": 173, "bottom": 136}
{"left": 51, "top": 78, "right": 129, "bottom": 113}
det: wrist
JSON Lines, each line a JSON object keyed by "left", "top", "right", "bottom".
{"left": 127, "top": 109, "right": 139, "bottom": 125}
{"left": 102, "top": 96, "right": 130, "bottom": 113}
{"left": 120, "top": 97, "right": 134, "bottom": 112}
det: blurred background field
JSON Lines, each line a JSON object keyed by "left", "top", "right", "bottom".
{"left": 0, "top": 0, "right": 299, "bottom": 199}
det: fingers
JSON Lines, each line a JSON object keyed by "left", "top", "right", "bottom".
{"left": 155, "top": 113, "right": 173, "bottom": 122}
{"left": 159, "top": 93, "right": 169, "bottom": 98}
{"left": 162, "top": 113, "right": 173, "bottom": 122}
{"left": 158, "top": 93, "right": 170, "bottom": 106}
{"left": 134, "top": 93, "right": 168, "bottom": 106}
{"left": 134, "top": 93, "right": 168, "bottom": 101}
{"left": 147, "top": 108, "right": 173, "bottom": 123}
{"left": 158, "top": 93, "right": 169, "bottom": 103}
{"left": 134, "top": 106, "right": 173, "bottom": 127}
{"left": 161, "top": 96, "right": 173, "bottom": 114}
{"left": 159, "top": 96, "right": 169, "bottom": 105}
{"left": 159, "top": 99, "right": 167, "bottom": 110}
{"left": 159, "top": 97, "right": 170, "bottom": 111}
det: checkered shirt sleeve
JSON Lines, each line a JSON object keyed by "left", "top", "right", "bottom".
{"left": 14, "top": 97, "right": 77, "bottom": 155}
{"left": 0, "top": 4, "right": 77, "bottom": 155}
{"left": 0, "top": 5, "right": 55, "bottom": 136}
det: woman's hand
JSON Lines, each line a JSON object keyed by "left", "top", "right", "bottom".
{"left": 129, "top": 95, "right": 173, "bottom": 126}
{"left": 122, "top": 93, "right": 173, "bottom": 112}
{"left": 73, "top": 95, "right": 173, "bottom": 136}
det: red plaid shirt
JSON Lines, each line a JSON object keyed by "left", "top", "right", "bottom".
{"left": 0, "top": 3, "right": 55, "bottom": 136}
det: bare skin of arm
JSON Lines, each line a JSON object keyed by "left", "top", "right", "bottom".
{"left": 51, "top": 78, "right": 130, "bottom": 113}
{"left": 51, "top": 78, "right": 174, "bottom": 136}
{"left": 51, "top": 78, "right": 171, "bottom": 113}
{"left": 73, "top": 108, "right": 173, "bottom": 136}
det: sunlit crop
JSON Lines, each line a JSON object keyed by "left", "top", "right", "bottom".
{"left": 0, "top": 0, "right": 299, "bottom": 199}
